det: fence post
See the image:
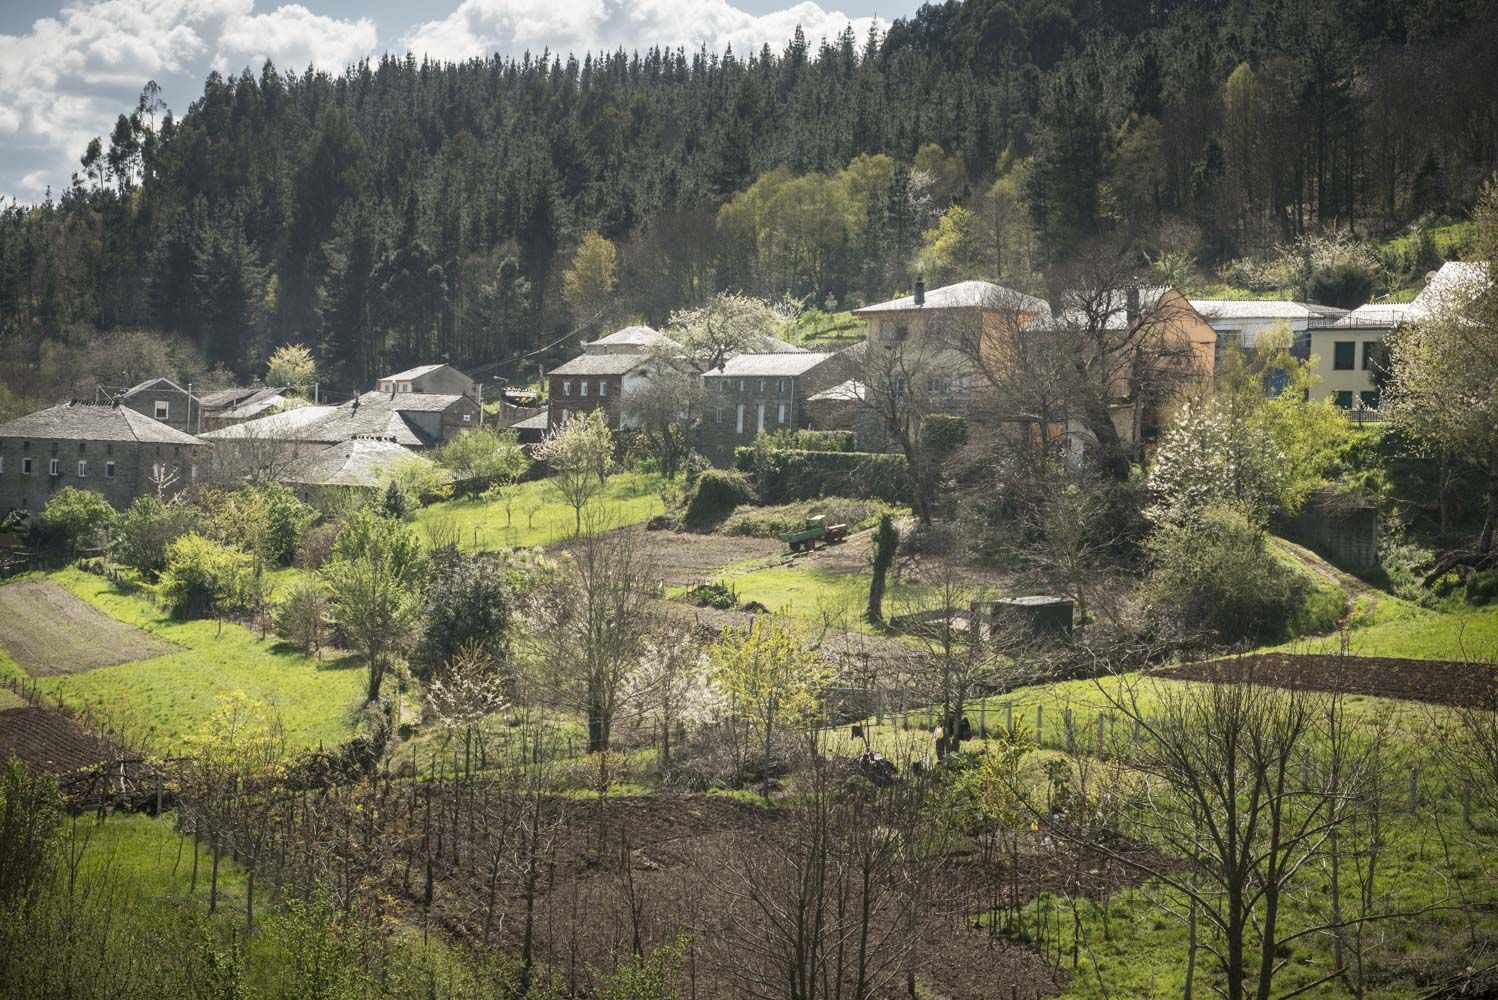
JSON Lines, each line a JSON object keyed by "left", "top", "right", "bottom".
{"left": 979, "top": 701, "right": 987, "bottom": 740}
{"left": 1035, "top": 704, "right": 1044, "bottom": 747}
{"left": 1005, "top": 701, "right": 1014, "bottom": 737}
{"left": 1096, "top": 713, "right": 1106, "bottom": 753}
{"left": 1064, "top": 708, "right": 1074, "bottom": 753}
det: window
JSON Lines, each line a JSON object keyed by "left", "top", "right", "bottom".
{"left": 21, "top": 457, "right": 32, "bottom": 475}
{"left": 77, "top": 461, "right": 87, "bottom": 478}
{"left": 1333, "top": 342, "right": 1355, "bottom": 370}
{"left": 563, "top": 381, "right": 572, "bottom": 397}
{"left": 777, "top": 402, "right": 787, "bottom": 424}
{"left": 0, "top": 456, "right": 4, "bottom": 474}
{"left": 777, "top": 379, "right": 787, "bottom": 395}
{"left": 580, "top": 381, "right": 589, "bottom": 397}
{"left": 598, "top": 381, "right": 607, "bottom": 398}
{"left": 399, "top": 383, "right": 412, "bottom": 392}
{"left": 462, "top": 413, "right": 472, "bottom": 423}
{"left": 738, "top": 379, "right": 745, "bottom": 393}
{"left": 1334, "top": 390, "right": 1353, "bottom": 409}
{"left": 926, "top": 374, "right": 952, "bottom": 396}
{"left": 190, "top": 464, "right": 197, "bottom": 481}
{"left": 105, "top": 461, "right": 116, "bottom": 479}
{"left": 715, "top": 404, "right": 724, "bottom": 424}
{"left": 154, "top": 400, "right": 170, "bottom": 420}
{"left": 756, "top": 402, "right": 766, "bottom": 433}
{"left": 735, "top": 403, "right": 745, "bottom": 433}
{"left": 1359, "top": 390, "right": 1380, "bottom": 410}
{"left": 49, "top": 458, "right": 60, "bottom": 476}
{"left": 758, "top": 379, "right": 766, "bottom": 393}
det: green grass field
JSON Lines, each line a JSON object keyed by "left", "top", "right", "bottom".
{"left": 414, "top": 470, "right": 668, "bottom": 550}
{"left": 32, "top": 568, "right": 365, "bottom": 750}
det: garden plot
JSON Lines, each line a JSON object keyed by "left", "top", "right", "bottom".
{"left": 0, "top": 580, "right": 179, "bottom": 676}
{"left": 1165, "top": 651, "right": 1498, "bottom": 708}
{"left": 556, "top": 525, "right": 785, "bottom": 587}
{"left": 0, "top": 705, "right": 114, "bottom": 773}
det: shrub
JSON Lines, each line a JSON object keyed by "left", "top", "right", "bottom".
{"left": 753, "top": 429, "right": 858, "bottom": 452}
{"left": 156, "top": 533, "right": 253, "bottom": 619}
{"left": 685, "top": 580, "right": 738, "bottom": 609}
{"left": 682, "top": 469, "right": 758, "bottom": 527}
{"left": 410, "top": 549, "right": 514, "bottom": 680}
{"left": 35, "top": 487, "right": 116, "bottom": 555}
{"left": 1309, "top": 261, "right": 1375, "bottom": 309}
{"left": 1144, "top": 504, "right": 1303, "bottom": 644}
{"left": 261, "top": 484, "right": 315, "bottom": 565}
{"left": 111, "top": 495, "right": 199, "bottom": 578}
{"left": 734, "top": 447, "right": 910, "bottom": 504}
{"left": 718, "top": 497, "right": 901, "bottom": 537}
{"left": 294, "top": 521, "right": 342, "bottom": 570}
{"left": 274, "top": 578, "right": 328, "bottom": 655}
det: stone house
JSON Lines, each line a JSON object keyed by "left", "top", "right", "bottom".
{"left": 699, "top": 352, "right": 845, "bottom": 463}
{"left": 201, "top": 390, "right": 481, "bottom": 451}
{"left": 582, "top": 325, "right": 679, "bottom": 356}
{"left": 376, "top": 363, "right": 480, "bottom": 404}
{"left": 119, "top": 377, "right": 203, "bottom": 434}
{"left": 545, "top": 353, "right": 657, "bottom": 430}
{"left": 0, "top": 401, "right": 203, "bottom": 514}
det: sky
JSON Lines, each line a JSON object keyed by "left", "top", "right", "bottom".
{"left": 0, "top": 0, "right": 909, "bottom": 205}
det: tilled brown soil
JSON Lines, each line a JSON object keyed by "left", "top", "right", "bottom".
{"left": 552, "top": 526, "right": 784, "bottom": 587}
{"left": 1163, "top": 652, "right": 1498, "bottom": 708}
{"left": 0, "top": 580, "right": 179, "bottom": 675}
{"left": 0, "top": 705, "right": 115, "bottom": 773}
{"left": 409, "top": 790, "right": 1160, "bottom": 999}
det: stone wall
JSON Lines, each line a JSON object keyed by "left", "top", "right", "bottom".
{"left": 1288, "top": 499, "right": 1380, "bottom": 570}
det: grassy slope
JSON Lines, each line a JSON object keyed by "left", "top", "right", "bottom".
{"left": 34, "top": 567, "right": 364, "bottom": 750}
{"left": 414, "top": 470, "right": 667, "bottom": 550}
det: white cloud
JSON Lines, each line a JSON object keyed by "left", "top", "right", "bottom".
{"left": 215, "top": 4, "right": 378, "bottom": 75}
{"left": 0, "top": 0, "right": 377, "bottom": 203}
{"left": 403, "top": 0, "right": 880, "bottom": 64}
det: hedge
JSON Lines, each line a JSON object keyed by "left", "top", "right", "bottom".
{"left": 683, "top": 469, "right": 759, "bottom": 526}
{"left": 753, "top": 429, "right": 859, "bottom": 453}
{"left": 734, "top": 447, "right": 910, "bottom": 505}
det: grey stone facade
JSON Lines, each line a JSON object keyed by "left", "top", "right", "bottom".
{"left": 699, "top": 353, "right": 845, "bottom": 464}
{"left": 0, "top": 402, "right": 203, "bottom": 514}
{"left": 120, "top": 378, "right": 202, "bottom": 434}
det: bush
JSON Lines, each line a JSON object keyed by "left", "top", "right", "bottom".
{"left": 261, "top": 484, "right": 315, "bottom": 565}
{"left": 111, "top": 495, "right": 199, "bottom": 578}
{"left": 684, "top": 580, "right": 738, "bottom": 609}
{"left": 274, "top": 578, "right": 328, "bottom": 655}
{"left": 718, "top": 497, "right": 901, "bottom": 537}
{"left": 294, "top": 521, "right": 342, "bottom": 570}
{"left": 753, "top": 429, "right": 858, "bottom": 452}
{"left": 1308, "top": 261, "right": 1375, "bottom": 309}
{"left": 34, "top": 487, "right": 116, "bottom": 555}
{"left": 410, "top": 549, "right": 514, "bottom": 679}
{"left": 734, "top": 447, "right": 910, "bottom": 504}
{"left": 682, "top": 469, "right": 758, "bottom": 527}
{"left": 1145, "top": 505, "right": 1304, "bottom": 644}
{"left": 155, "top": 533, "right": 253, "bottom": 619}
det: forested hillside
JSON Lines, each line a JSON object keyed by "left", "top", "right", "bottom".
{"left": 1, "top": 0, "right": 1495, "bottom": 405}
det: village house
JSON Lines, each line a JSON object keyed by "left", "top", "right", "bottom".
{"left": 196, "top": 386, "right": 291, "bottom": 430}
{"left": 119, "top": 377, "right": 203, "bottom": 434}
{"left": 376, "top": 363, "right": 480, "bottom": 405}
{"left": 279, "top": 437, "right": 441, "bottom": 500}
{"left": 699, "top": 352, "right": 846, "bottom": 463}
{"left": 1186, "top": 299, "right": 1349, "bottom": 359}
{"left": 201, "top": 389, "right": 481, "bottom": 451}
{"left": 1305, "top": 261, "right": 1489, "bottom": 411}
{"left": 544, "top": 353, "right": 655, "bottom": 430}
{"left": 582, "top": 325, "right": 679, "bottom": 356}
{"left": 0, "top": 401, "right": 203, "bottom": 514}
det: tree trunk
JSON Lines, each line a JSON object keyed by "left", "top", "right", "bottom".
{"left": 1479, "top": 454, "right": 1498, "bottom": 554}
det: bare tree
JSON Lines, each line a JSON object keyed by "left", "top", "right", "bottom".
{"left": 620, "top": 357, "right": 706, "bottom": 478}
{"left": 523, "top": 512, "right": 658, "bottom": 752}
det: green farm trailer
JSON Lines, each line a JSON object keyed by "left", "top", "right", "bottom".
{"left": 778, "top": 514, "right": 849, "bottom": 552}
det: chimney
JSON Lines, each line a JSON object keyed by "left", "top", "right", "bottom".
{"left": 914, "top": 277, "right": 925, "bottom": 306}
{"left": 1125, "top": 286, "right": 1140, "bottom": 324}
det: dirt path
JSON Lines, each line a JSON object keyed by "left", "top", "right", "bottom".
{"left": 1270, "top": 535, "right": 1380, "bottom": 625}
{"left": 0, "top": 580, "right": 180, "bottom": 676}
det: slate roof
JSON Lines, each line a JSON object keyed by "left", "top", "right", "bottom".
{"left": 548, "top": 353, "right": 653, "bottom": 377}
{"left": 0, "top": 402, "right": 202, "bottom": 444}
{"left": 509, "top": 411, "right": 550, "bottom": 431}
{"left": 198, "top": 405, "right": 341, "bottom": 441}
{"left": 707, "top": 353, "right": 834, "bottom": 377}
{"left": 1053, "top": 286, "right": 1179, "bottom": 329}
{"left": 381, "top": 363, "right": 449, "bottom": 381}
{"left": 1188, "top": 299, "right": 1349, "bottom": 322}
{"left": 214, "top": 388, "right": 287, "bottom": 420}
{"left": 282, "top": 438, "right": 434, "bottom": 488}
{"left": 854, "top": 280, "right": 1051, "bottom": 317}
{"left": 584, "top": 326, "right": 677, "bottom": 350}
{"left": 122, "top": 377, "right": 199, "bottom": 402}
{"left": 198, "top": 386, "right": 264, "bottom": 408}
{"left": 807, "top": 378, "right": 867, "bottom": 403}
